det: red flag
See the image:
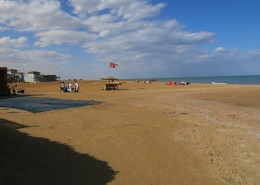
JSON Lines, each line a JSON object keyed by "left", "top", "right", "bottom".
{"left": 109, "top": 62, "right": 118, "bottom": 68}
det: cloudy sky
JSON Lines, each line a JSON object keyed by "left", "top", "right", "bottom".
{"left": 1, "top": 0, "right": 260, "bottom": 80}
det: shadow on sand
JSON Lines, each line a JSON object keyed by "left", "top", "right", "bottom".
{"left": 0, "top": 118, "right": 117, "bottom": 185}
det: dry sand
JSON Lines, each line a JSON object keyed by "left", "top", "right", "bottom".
{"left": 0, "top": 81, "right": 259, "bottom": 185}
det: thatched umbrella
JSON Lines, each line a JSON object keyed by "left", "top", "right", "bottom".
{"left": 100, "top": 77, "right": 119, "bottom": 90}
{"left": 100, "top": 77, "right": 119, "bottom": 84}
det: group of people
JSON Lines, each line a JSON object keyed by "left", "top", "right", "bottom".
{"left": 60, "top": 81, "right": 79, "bottom": 92}
{"left": 166, "top": 81, "right": 191, "bottom": 86}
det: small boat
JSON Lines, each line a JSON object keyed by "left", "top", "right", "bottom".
{"left": 211, "top": 82, "right": 227, "bottom": 85}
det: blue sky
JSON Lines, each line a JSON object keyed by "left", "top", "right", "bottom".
{"left": 1, "top": 0, "right": 260, "bottom": 80}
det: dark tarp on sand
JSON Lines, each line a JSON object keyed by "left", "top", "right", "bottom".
{"left": 0, "top": 96, "right": 103, "bottom": 113}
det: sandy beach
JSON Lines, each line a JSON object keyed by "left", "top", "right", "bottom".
{"left": 1, "top": 81, "right": 259, "bottom": 185}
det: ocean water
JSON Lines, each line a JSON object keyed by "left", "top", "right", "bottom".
{"left": 138, "top": 75, "right": 260, "bottom": 85}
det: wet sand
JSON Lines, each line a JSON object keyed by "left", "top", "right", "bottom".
{"left": 1, "top": 81, "right": 259, "bottom": 185}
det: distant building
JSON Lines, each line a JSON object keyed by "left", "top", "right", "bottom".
{"left": 7, "top": 69, "right": 18, "bottom": 78}
{"left": 7, "top": 68, "right": 58, "bottom": 83}
{"left": 43, "top": 75, "right": 58, "bottom": 82}
{"left": 7, "top": 69, "right": 19, "bottom": 83}
{"left": 24, "top": 71, "right": 41, "bottom": 82}
{"left": 17, "top": 72, "right": 25, "bottom": 82}
{"left": 35, "top": 75, "right": 58, "bottom": 82}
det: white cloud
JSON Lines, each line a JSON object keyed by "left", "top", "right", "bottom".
{"left": 69, "top": 0, "right": 164, "bottom": 21}
{"left": 214, "top": 47, "right": 226, "bottom": 53}
{"left": 0, "top": 0, "right": 215, "bottom": 49}
{"left": 246, "top": 49, "right": 260, "bottom": 56}
{"left": 0, "top": 36, "right": 27, "bottom": 47}
{"left": 184, "top": 32, "right": 215, "bottom": 43}
{"left": 162, "top": 19, "right": 182, "bottom": 30}
{"left": 115, "top": 1, "right": 165, "bottom": 21}
{"left": 35, "top": 30, "right": 97, "bottom": 47}
{"left": 83, "top": 24, "right": 216, "bottom": 65}
{"left": 0, "top": 0, "right": 82, "bottom": 31}
{"left": 0, "top": 47, "right": 71, "bottom": 75}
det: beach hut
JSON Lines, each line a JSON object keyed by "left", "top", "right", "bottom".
{"left": 101, "top": 77, "right": 119, "bottom": 91}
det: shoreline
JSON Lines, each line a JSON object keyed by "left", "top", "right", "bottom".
{"left": 124, "top": 74, "right": 260, "bottom": 85}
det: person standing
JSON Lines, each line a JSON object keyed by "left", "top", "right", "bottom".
{"left": 75, "top": 81, "right": 79, "bottom": 92}
{"left": 60, "top": 81, "right": 65, "bottom": 92}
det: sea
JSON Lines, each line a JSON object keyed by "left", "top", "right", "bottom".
{"left": 134, "top": 75, "right": 260, "bottom": 85}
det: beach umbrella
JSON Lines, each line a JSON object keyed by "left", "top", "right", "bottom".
{"left": 100, "top": 77, "right": 118, "bottom": 80}
{"left": 100, "top": 77, "right": 119, "bottom": 84}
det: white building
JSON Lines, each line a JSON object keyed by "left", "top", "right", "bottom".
{"left": 24, "top": 71, "right": 41, "bottom": 82}
{"left": 17, "top": 72, "right": 25, "bottom": 82}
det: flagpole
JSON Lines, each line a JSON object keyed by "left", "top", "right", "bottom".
{"left": 108, "top": 60, "right": 111, "bottom": 77}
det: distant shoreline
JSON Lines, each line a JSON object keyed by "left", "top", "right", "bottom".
{"left": 125, "top": 75, "right": 260, "bottom": 85}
